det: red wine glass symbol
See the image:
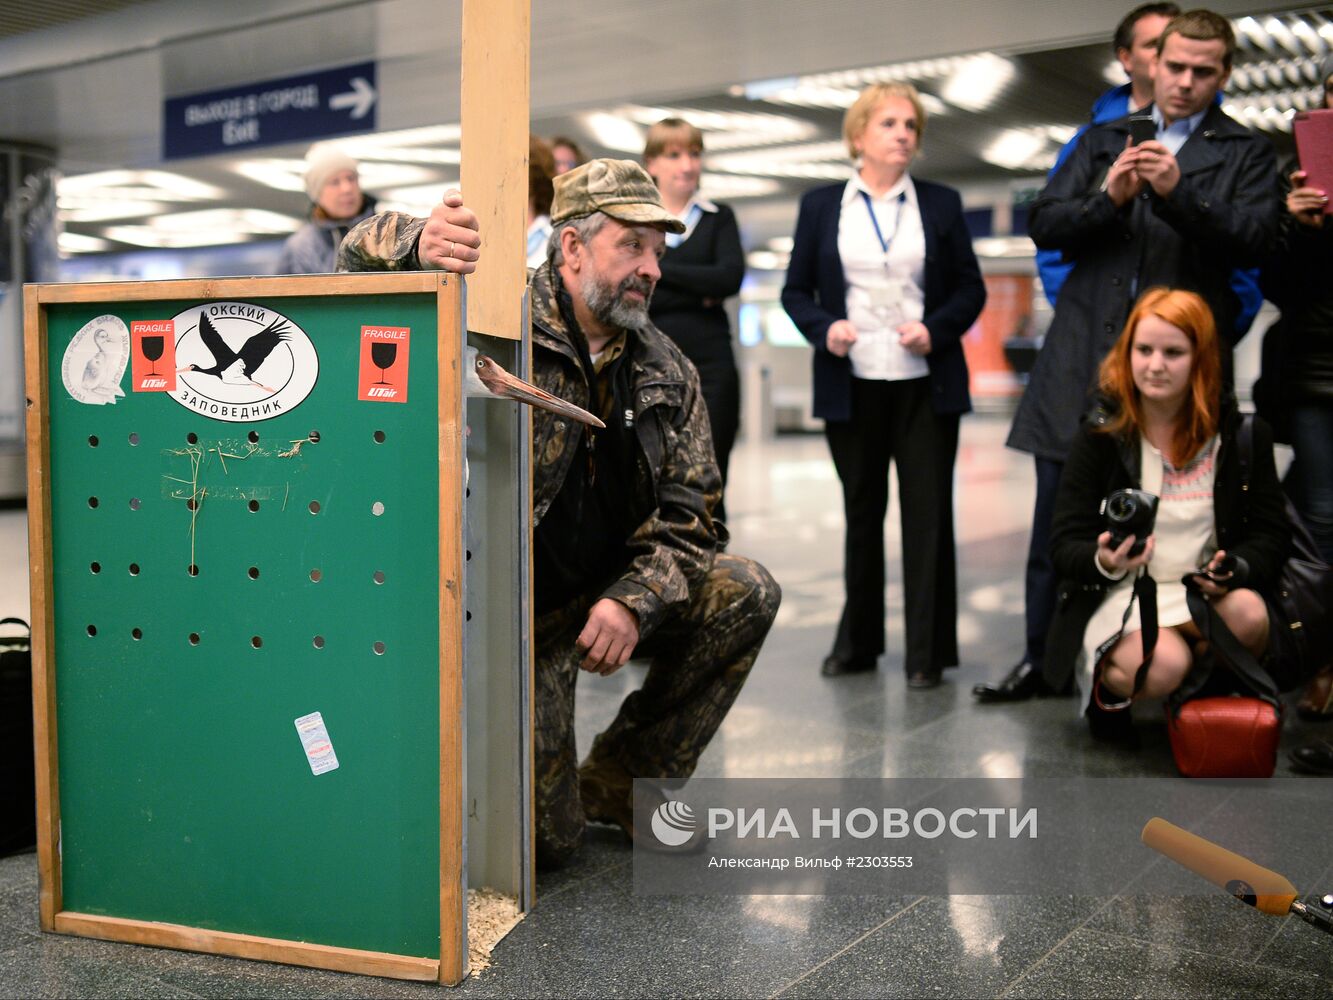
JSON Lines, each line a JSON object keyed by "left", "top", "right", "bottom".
{"left": 371, "top": 341, "right": 397, "bottom": 385}
{"left": 141, "top": 335, "right": 165, "bottom": 376}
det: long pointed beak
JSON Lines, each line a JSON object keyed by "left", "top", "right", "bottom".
{"left": 473, "top": 354, "right": 605, "bottom": 429}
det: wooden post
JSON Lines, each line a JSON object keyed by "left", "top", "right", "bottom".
{"left": 461, "top": 0, "right": 530, "bottom": 342}
{"left": 457, "top": 0, "right": 532, "bottom": 982}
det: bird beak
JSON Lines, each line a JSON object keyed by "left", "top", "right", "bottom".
{"left": 474, "top": 355, "right": 606, "bottom": 429}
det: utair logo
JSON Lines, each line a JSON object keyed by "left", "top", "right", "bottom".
{"left": 650, "top": 800, "right": 698, "bottom": 847}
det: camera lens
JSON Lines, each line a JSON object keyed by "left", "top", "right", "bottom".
{"left": 1107, "top": 493, "right": 1137, "bottom": 522}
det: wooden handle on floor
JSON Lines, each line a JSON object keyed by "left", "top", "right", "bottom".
{"left": 1141, "top": 817, "right": 1297, "bottom": 916}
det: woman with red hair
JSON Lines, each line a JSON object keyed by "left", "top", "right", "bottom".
{"left": 1043, "top": 288, "right": 1290, "bottom": 739}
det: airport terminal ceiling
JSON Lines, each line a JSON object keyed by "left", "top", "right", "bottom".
{"left": 0, "top": 0, "right": 1325, "bottom": 256}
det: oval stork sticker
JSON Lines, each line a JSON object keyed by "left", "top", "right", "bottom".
{"left": 169, "top": 302, "right": 319, "bottom": 422}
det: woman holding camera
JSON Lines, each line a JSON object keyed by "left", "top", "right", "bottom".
{"left": 1044, "top": 288, "right": 1289, "bottom": 734}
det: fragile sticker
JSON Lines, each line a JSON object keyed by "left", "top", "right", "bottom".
{"left": 61, "top": 315, "right": 129, "bottom": 405}
{"left": 130, "top": 320, "right": 177, "bottom": 392}
{"left": 358, "top": 326, "right": 410, "bottom": 403}
{"left": 294, "top": 711, "right": 340, "bottom": 776}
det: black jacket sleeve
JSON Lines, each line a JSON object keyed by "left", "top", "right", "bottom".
{"left": 1028, "top": 132, "right": 1127, "bottom": 257}
{"left": 1154, "top": 138, "right": 1279, "bottom": 267}
{"left": 780, "top": 191, "right": 840, "bottom": 353}
{"left": 1050, "top": 425, "right": 1123, "bottom": 586}
{"left": 1226, "top": 416, "right": 1292, "bottom": 591}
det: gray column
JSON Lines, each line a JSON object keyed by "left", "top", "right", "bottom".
{"left": 1, "top": 143, "right": 58, "bottom": 501}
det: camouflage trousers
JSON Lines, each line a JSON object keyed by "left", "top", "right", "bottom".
{"left": 534, "top": 552, "right": 781, "bottom": 867}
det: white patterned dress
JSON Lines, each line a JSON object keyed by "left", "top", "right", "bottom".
{"left": 1077, "top": 434, "right": 1220, "bottom": 710}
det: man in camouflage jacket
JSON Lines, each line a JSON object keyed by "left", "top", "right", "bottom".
{"left": 338, "top": 159, "right": 780, "bottom": 866}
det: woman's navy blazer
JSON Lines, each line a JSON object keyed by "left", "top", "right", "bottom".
{"left": 780, "top": 179, "right": 986, "bottom": 421}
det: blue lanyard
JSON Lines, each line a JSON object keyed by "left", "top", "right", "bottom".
{"left": 860, "top": 190, "right": 906, "bottom": 258}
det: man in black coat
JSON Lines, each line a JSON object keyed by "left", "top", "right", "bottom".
{"left": 975, "top": 8, "right": 1278, "bottom": 702}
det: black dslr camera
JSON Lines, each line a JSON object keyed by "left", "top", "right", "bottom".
{"left": 1101, "top": 488, "right": 1158, "bottom": 557}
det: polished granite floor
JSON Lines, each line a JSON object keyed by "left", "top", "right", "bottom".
{"left": 1, "top": 415, "right": 1330, "bottom": 998}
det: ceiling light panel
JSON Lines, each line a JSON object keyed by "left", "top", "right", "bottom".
{"left": 617, "top": 106, "right": 817, "bottom": 149}
{"left": 940, "top": 53, "right": 1016, "bottom": 113}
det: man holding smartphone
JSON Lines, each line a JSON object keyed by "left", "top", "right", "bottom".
{"left": 976, "top": 8, "right": 1278, "bottom": 704}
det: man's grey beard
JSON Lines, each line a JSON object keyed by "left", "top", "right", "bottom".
{"left": 583, "top": 271, "right": 654, "bottom": 329}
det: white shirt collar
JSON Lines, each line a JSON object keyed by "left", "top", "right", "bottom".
{"left": 1150, "top": 104, "right": 1207, "bottom": 139}
{"left": 680, "top": 195, "right": 718, "bottom": 216}
{"left": 843, "top": 172, "right": 915, "bottom": 207}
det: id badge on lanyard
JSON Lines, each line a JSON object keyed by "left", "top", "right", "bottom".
{"left": 862, "top": 190, "right": 907, "bottom": 327}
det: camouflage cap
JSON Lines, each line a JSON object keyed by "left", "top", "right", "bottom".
{"left": 551, "top": 158, "right": 686, "bottom": 234}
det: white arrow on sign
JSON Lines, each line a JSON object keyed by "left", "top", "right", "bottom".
{"left": 329, "top": 77, "right": 376, "bottom": 119}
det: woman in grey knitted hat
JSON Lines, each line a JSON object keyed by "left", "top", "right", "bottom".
{"left": 277, "top": 144, "right": 377, "bottom": 274}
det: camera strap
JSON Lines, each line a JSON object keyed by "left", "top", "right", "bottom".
{"left": 1127, "top": 571, "right": 1159, "bottom": 697}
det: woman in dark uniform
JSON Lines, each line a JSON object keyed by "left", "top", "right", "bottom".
{"left": 644, "top": 118, "right": 745, "bottom": 519}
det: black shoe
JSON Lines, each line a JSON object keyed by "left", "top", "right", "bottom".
{"left": 1288, "top": 740, "right": 1333, "bottom": 775}
{"left": 821, "top": 654, "right": 877, "bottom": 677}
{"left": 972, "top": 660, "right": 1047, "bottom": 703}
{"left": 907, "top": 669, "right": 942, "bottom": 690}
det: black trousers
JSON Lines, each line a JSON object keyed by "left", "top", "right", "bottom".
{"left": 824, "top": 376, "right": 960, "bottom": 674}
{"left": 1023, "top": 456, "right": 1064, "bottom": 668}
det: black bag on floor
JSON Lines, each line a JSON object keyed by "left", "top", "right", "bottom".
{"left": 1236, "top": 416, "right": 1333, "bottom": 691}
{"left": 0, "top": 618, "right": 35, "bottom": 856}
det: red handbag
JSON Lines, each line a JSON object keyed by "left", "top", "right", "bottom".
{"left": 1167, "top": 695, "right": 1281, "bottom": 778}
{"left": 1167, "top": 585, "right": 1285, "bottom": 778}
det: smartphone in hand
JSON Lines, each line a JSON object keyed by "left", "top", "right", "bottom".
{"left": 1128, "top": 114, "right": 1156, "bottom": 146}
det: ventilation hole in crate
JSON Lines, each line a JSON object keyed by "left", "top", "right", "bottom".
{"left": 310, "top": 568, "right": 322, "bottom": 583}
{"left": 131, "top": 628, "right": 142, "bottom": 641}
{"left": 465, "top": 610, "right": 472, "bottom": 622}
{"left": 248, "top": 499, "right": 260, "bottom": 513}
{"left": 90, "top": 561, "right": 101, "bottom": 574}
{"left": 87, "top": 496, "right": 99, "bottom": 509}
{"left": 247, "top": 566, "right": 260, "bottom": 580}
{"left": 372, "top": 570, "right": 385, "bottom": 585}
{"left": 308, "top": 500, "right": 321, "bottom": 514}
{"left": 371, "top": 501, "right": 385, "bottom": 516}
{"left": 465, "top": 487, "right": 471, "bottom": 499}
{"left": 373, "top": 430, "right": 386, "bottom": 443}
{"left": 251, "top": 636, "right": 263, "bottom": 649}
{"left": 129, "top": 562, "right": 140, "bottom": 576}
{"left": 129, "top": 497, "right": 141, "bottom": 510}
{"left": 86, "top": 625, "right": 97, "bottom": 637}
{"left": 88, "top": 435, "right": 99, "bottom": 447}
{"left": 247, "top": 431, "right": 259, "bottom": 444}
{"left": 128, "top": 432, "right": 139, "bottom": 446}
{"left": 186, "top": 432, "right": 198, "bottom": 445}
{"left": 308, "top": 430, "right": 321, "bottom": 443}
{"left": 188, "top": 632, "right": 200, "bottom": 646}
{"left": 187, "top": 564, "right": 199, "bottom": 577}
{"left": 313, "top": 635, "right": 325, "bottom": 649}
{"left": 466, "top": 549, "right": 472, "bottom": 562}
{"left": 373, "top": 641, "right": 386, "bottom": 655}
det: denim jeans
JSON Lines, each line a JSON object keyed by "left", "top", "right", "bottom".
{"left": 1287, "top": 401, "right": 1333, "bottom": 564}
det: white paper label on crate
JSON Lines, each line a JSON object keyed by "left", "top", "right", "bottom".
{"left": 169, "top": 301, "right": 319, "bottom": 423}
{"left": 62, "top": 315, "right": 129, "bottom": 405}
{"left": 294, "top": 711, "right": 340, "bottom": 776}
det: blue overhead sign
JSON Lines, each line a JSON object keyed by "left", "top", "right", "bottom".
{"left": 163, "top": 62, "right": 378, "bottom": 160}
